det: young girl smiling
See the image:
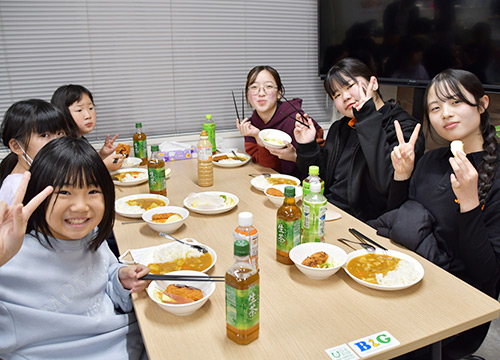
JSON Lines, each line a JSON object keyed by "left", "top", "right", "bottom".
{"left": 0, "top": 137, "right": 149, "bottom": 359}
{"left": 372, "top": 69, "right": 500, "bottom": 358}
{"left": 236, "top": 65, "right": 324, "bottom": 177}
{"left": 294, "top": 58, "right": 424, "bottom": 221}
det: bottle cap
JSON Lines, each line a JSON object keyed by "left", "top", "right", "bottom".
{"left": 309, "top": 165, "right": 319, "bottom": 176}
{"left": 200, "top": 130, "right": 208, "bottom": 137}
{"left": 234, "top": 239, "right": 250, "bottom": 256}
{"left": 238, "top": 212, "right": 253, "bottom": 227}
{"left": 151, "top": 144, "right": 159, "bottom": 152}
{"left": 310, "top": 181, "right": 321, "bottom": 193}
{"left": 284, "top": 186, "right": 295, "bottom": 197}
{"left": 206, "top": 114, "right": 212, "bottom": 121}
{"left": 135, "top": 122, "right": 142, "bottom": 128}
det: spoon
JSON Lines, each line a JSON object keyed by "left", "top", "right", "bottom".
{"left": 231, "top": 150, "right": 243, "bottom": 161}
{"left": 249, "top": 173, "right": 271, "bottom": 178}
{"left": 159, "top": 232, "right": 208, "bottom": 253}
{"left": 337, "top": 238, "right": 375, "bottom": 252}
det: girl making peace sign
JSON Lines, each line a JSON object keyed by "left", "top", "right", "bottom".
{"left": 372, "top": 69, "right": 500, "bottom": 359}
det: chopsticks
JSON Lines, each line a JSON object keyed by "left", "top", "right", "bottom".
{"left": 281, "top": 94, "right": 313, "bottom": 127}
{"left": 231, "top": 90, "right": 240, "bottom": 123}
{"left": 140, "top": 274, "right": 225, "bottom": 282}
{"left": 348, "top": 228, "right": 388, "bottom": 251}
{"left": 232, "top": 90, "right": 246, "bottom": 123}
{"left": 280, "top": 111, "right": 310, "bottom": 129}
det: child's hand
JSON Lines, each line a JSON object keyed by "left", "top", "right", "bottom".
{"left": 118, "top": 264, "right": 151, "bottom": 293}
{"left": 0, "top": 172, "right": 53, "bottom": 266}
{"left": 293, "top": 113, "right": 316, "bottom": 144}
{"left": 99, "top": 134, "right": 119, "bottom": 159}
{"left": 103, "top": 153, "right": 124, "bottom": 171}
{"left": 391, "top": 121, "right": 421, "bottom": 181}
{"left": 449, "top": 151, "right": 480, "bottom": 212}
{"left": 354, "top": 76, "right": 377, "bottom": 111}
{"left": 237, "top": 118, "right": 260, "bottom": 141}
{"left": 267, "top": 142, "right": 297, "bottom": 162}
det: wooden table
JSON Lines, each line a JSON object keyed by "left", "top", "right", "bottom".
{"left": 113, "top": 159, "right": 500, "bottom": 360}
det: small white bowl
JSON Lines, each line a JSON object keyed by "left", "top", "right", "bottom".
{"left": 289, "top": 242, "right": 347, "bottom": 280}
{"left": 142, "top": 206, "right": 189, "bottom": 233}
{"left": 258, "top": 129, "right": 292, "bottom": 149}
{"left": 147, "top": 270, "right": 216, "bottom": 316}
{"left": 121, "top": 157, "right": 142, "bottom": 168}
{"left": 264, "top": 184, "right": 302, "bottom": 207}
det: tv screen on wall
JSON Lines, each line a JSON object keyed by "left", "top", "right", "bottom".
{"left": 318, "top": 0, "right": 500, "bottom": 92}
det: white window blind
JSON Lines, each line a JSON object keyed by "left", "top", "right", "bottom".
{"left": 0, "top": 0, "right": 332, "bottom": 143}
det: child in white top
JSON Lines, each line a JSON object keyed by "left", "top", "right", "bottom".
{"left": 0, "top": 99, "right": 69, "bottom": 205}
{"left": 0, "top": 137, "right": 150, "bottom": 359}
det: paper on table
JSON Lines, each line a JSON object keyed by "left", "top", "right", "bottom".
{"left": 325, "top": 209, "right": 342, "bottom": 221}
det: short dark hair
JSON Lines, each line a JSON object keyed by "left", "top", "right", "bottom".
{"left": 0, "top": 99, "right": 70, "bottom": 185}
{"left": 51, "top": 84, "right": 94, "bottom": 137}
{"left": 324, "top": 57, "right": 381, "bottom": 100}
{"left": 245, "top": 65, "right": 285, "bottom": 99}
{"left": 24, "top": 137, "right": 115, "bottom": 251}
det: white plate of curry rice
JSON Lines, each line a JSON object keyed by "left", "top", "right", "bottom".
{"left": 110, "top": 168, "right": 148, "bottom": 186}
{"left": 115, "top": 194, "right": 169, "bottom": 218}
{"left": 343, "top": 249, "right": 424, "bottom": 291}
{"left": 212, "top": 152, "right": 251, "bottom": 167}
{"left": 251, "top": 173, "right": 300, "bottom": 192}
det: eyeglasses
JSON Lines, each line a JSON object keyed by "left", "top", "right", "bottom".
{"left": 247, "top": 84, "right": 278, "bottom": 94}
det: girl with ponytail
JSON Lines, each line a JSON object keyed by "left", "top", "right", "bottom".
{"left": 372, "top": 69, "right": 500, "bottom": 358}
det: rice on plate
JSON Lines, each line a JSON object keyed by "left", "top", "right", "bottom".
{"left": 343, "top": 249, "right": 424, "bottom": 291}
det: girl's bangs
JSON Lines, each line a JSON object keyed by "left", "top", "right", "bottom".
{"left": 329, "top": 70, "right": 354, "bottom": 93}
{"left": 433, "top": 76, "right": 476, "bottom": 107}
{"left": 53, "top": 159, "right": 101, "bottom": 190}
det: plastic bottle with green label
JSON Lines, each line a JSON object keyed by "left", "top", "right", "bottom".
{"left": 203, "top": 114, "right": 216, "bottom": 154}
{"left": 133, "top": 122, "right": 148, "bottom": 165}
{"left": 276, "top": 186, "right": 302, "bottom": 264}
{"left": 302, "top": 165, "right": 324, "bottom": 197}
{"left": 148, "top": 144, "right": 166, "bottom": 196}
{"left": 301, "top": 181, "right": 327, "bottom": 243}
{"left": 225, "top": 239, "right": 259, "bottom": 345}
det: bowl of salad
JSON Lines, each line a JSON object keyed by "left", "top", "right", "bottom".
{"left": 258, "top": 129, "right": 292, "bottom": 149}
{"left": 289, "top": 242, "right": 347, "bottom": 280}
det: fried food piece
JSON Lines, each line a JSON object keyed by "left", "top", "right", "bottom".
{"left": 213, "top": 154, "right": 229, "bottom": 162}
{"left": 152, "top": 212, "right": 178, "bottom": 220}
{"left": 116, "top": 143, "right": 131, "bottom": 157}
{"left": 167, "top": 284, "right": 204, "bottom": 301}
{"left": 302, "top": 251, "right": 329, "bottom": 268}
{"left": 266, "top": 188, "right": 284, "bottom": 197}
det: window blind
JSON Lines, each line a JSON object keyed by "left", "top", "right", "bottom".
{"left": 0, "top": 0, "right": 332, "bottom": 144}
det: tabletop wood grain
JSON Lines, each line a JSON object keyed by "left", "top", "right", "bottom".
{"left": 113, "top": 158, "right": 500, "bottom": 359}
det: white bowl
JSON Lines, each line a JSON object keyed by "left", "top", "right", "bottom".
{"left": 121, "top": 157, "right": 142, "bottom": 168}
{"left": 115, "top": 194, "right": 169, "bottom": 218}
{"left": 289, "top": 242, "right": 347, "bottom": 280}
{"left": 264, "top": 184, "right": 302, "bottom": 207}
{"left": 147, "top": 270, "right": 216, "bottom": 316}
{"left": 258, "top": 129, "right": 292, "bottom": 149}
{"left": 110, "top": 168, "right": 148, "bottom": 186}
{"left": 142, "top": 206, "right": 189, "bottom": 233}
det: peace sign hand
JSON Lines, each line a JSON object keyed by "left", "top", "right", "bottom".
{"left": 391, "top": 121, "right": 421, "bottom": 181}
{"left": 354, "top": 76, "right": 377, "bottom": 111}
{"left": 0, "top": 172, "right": 53, "bottom": 266}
